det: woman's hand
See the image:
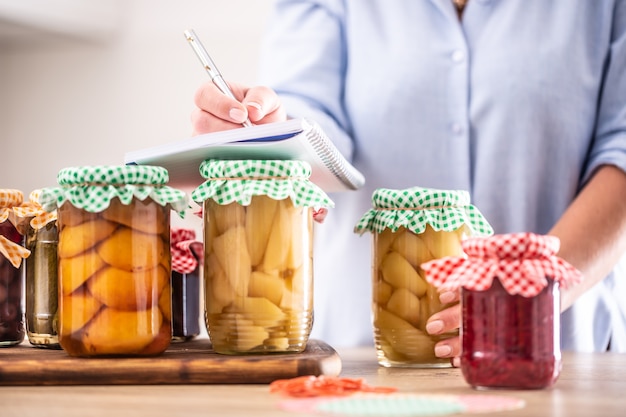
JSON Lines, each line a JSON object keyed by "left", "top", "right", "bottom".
{"left": 425, "top": 290, "right": 461, "bottom": 367}
{"left": 191, "top": 81, "right": 286, "bottom": 135}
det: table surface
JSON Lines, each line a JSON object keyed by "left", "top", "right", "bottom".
{"left": 1, "top": 343, "right": 625, "bottom": 417}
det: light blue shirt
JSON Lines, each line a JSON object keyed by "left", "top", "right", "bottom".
{"left": 258, "top": 0, "right": 626, "bottom": 350}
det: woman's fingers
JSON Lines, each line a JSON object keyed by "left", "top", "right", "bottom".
{"left": 426, "top": 301, "right": 461, "bottom": 366}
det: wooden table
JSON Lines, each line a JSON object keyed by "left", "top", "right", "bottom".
{"left": 1, "top": 345, "right": 625, "bottom": 416}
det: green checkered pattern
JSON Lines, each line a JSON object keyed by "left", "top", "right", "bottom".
{"left": 39, "top": 165, "right": 189, "bottom": 215}
{"left": 191, "top": 159, "right": 334, "bottom": 208}
{"left": 354, "top": 187, "right": 493, "bottom": 236}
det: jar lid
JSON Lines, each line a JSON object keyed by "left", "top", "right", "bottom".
{"left": 171, "top": 228, "right": 203, "bottom": 274}
{"left": 191, "top": 159, "right": 334, "bottom": 208}
{"left": 40, "top": 165, "right": 188, "bottom": 215}
{"left": 0, "top": 189, "right": 31, "bottom": 268}
{"left": 421, "top": 232, "right": 583, "bottom": 297}
{"left": 354, "top": 186, "right": 493, "bottom": 236}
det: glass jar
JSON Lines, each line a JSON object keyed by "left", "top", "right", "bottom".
{"left": 170, "top": 228, "right": 202, "bottom": 342}
{"left": 25, "top": 221, "right": 60, "bottom": 348}
{"left": 0, "top": 220, "right": 25, "bottom": 346}
{"left": 422, "top": 232, "right": 582, "bottom": 389}
{"left": 40, "top": 166, "right": 188, "bottom": 357}
{"left": 192, "top": 159, "right": 333, "bottom": 355}
{"left": 355, "top": 187, "right": 493, "bottom": 368}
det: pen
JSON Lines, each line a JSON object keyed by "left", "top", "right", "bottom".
{"left": 184, "top": 28, "right": 253, "bottom": 127}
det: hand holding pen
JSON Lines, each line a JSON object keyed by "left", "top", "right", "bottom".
{"left": 185, "top": 29, "right": 286, "bottom": 135}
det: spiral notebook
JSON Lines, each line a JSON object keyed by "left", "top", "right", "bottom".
{"left": 124, "top": 118, "right": 365, "bottom": 193}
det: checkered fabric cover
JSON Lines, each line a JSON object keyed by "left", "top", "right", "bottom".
{"left": 191, "top": 159, "right": 334, "bottom": 208}
{"left": 0, "top": 188, "right": 31, "bottom": 268}
{"left": 421, "top": 232, "right": 583, "bottom": 297}
{"left": 39, "top": 165, "right": 188, "bottom": 215}
{"left": 354, "top": 186, "right": 493, "bottom": 236}
{"left": 171, "top": 228, "right": 203, "bottom": 274}
{"left": 12, "top": 190, "right": 58, "bottom": 231}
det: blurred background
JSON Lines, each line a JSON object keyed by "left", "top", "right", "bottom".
{"left": 0, "top": 0, "right": 273, "bottom": 228}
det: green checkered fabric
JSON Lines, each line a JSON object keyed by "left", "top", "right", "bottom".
{"left": 354, "top": 187, "right": 493, "bottom": 236}
{"left": 39, "top": 165, "right": 188, "bottom": 215}
{"left": 191, "top": 159, "right": 334, "bottom": 208}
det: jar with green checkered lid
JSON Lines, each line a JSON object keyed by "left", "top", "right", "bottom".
{"left": 192, "top": 159, "right": 333, "bottom": 355}
{"left": 354, "top": 186, "right": 493, "bottom": 368}
{"left": 40, "top": 165, "right": 188, "bottom": 357}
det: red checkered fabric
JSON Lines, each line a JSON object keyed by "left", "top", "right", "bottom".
{"left": 421, "top": 232, "right": 582, "bottom": 297}
{"left": 171, "top": 228, "right": 203, "bottom": 274}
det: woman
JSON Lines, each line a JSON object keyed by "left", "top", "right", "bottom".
{"left": 191, "top": 0, "right": 626, "bottom": 363}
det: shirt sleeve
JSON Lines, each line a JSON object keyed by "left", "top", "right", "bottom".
{"left": 583, "top": 0, "right": 626, "bottom": 184}
{"left": 257, "top": 0, "right": 355, "bottom": 160}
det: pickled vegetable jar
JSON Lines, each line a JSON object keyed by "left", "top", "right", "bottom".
{"left": 13, "top": 190, "right": 61, "bottom": 348}
{"left": 192, "top": 159, "right": 333, "bottom": 354}
{"left": 170, "top": 228, "right": 202, "bottom": 342}
{"left": 422, "top": 233, "right": 582, "bottom": 389}
{"left": 0, "top": 189, "right": 30, "bottom": 347}
{"left": 40, "top": 166, "right": 188, "bottom": 357}
{"left": 354, "top": 187, "right": 493, "bottom": 368}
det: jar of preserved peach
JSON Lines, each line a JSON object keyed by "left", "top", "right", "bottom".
{"left": 40, "top": 166, "right": 188, "bottom": 357}
{"left": 423, "top": 233, "right": 582, "bottom": 389}
{"left": 354, "top": 187, "right": 493, "bottom": 368}
{"left": 13, "top": 190, "right": 61, "bottom": 348}
{"left": 192, "top": 159, "right": 333, "bottom": 355}
{"left": 0, "top": 189, "right": 31, "bottom": 347}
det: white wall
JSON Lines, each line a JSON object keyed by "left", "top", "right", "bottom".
{"left": 0, "top": 0, "right": 274, "bottom": 230}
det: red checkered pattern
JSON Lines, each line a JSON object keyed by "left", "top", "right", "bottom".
{"left": 171, "top": 228, "right": 204, "bottom": 274}
{"left": 421, "top": 232, "right": 582, "bottom": 297}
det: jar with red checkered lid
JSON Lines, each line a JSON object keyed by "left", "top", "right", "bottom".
{"left": 354, "top": 187, "right": 493, "bottom": 368}
{"left": 422, "top": 232, "right": 582, "bottom": 389}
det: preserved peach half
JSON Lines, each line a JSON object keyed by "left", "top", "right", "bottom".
{"left": 58, "top": 219, "right": 117, "bottom": 258}
{"left": 60, "top": 291, "right": 103, "bottom": 336}
{"left": 59, "top": 250, "right": 106, "bottom": 295}
{"left": 101, "top": 198, "right": 167, "bottom": 234}
{"left": 82, "top": 307, "right": 163, "bottom": 355}
{"left": 97, "top": 227, "right": 165, "bottom": 271}
{"left": 88, "top": 265, "right": 169, "bottom": 311}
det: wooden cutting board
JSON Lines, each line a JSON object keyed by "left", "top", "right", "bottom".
{"left": 0, "top": 338, "right": 342, "bottom": 386}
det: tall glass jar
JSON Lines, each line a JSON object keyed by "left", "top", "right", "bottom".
{"left": 192, "top": 159, "right": 333, "bottom": 355}
{"left": 422, "top": 233, "right": 582, "bottom": 389}
{"left": 13, "top": 190, "right": 62, "bottom": 348}
{"left": 40, "top": 166, "right": 188, "bottom": 357}
{"left": 0, "top": 189, "right": 30, "bottom": 347}
{"left": 170, "top": 228, "right": 202, "bottom": 342}
{"left": 354, "top": 187, "right": 493, "bottom": 368}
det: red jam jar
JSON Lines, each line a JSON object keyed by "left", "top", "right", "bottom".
{"left": 422, "top": 232, "right": 582, "bottom": 389}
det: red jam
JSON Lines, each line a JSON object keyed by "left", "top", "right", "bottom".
{"left": 0, "top": 221, "right": 25, "bottom": 346}
{"left": 461, "top": 278, "right": 561, "bottom": 389}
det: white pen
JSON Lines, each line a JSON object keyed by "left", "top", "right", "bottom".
{"left": 184, "top": 29, "right": 253, "bottom": 127}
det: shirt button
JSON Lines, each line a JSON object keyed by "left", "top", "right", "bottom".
{"left": 451, "top": 123, "right": 463, "bottom": 134}
{"left": 451, "top": 50, "right": 465, "bottom": 63}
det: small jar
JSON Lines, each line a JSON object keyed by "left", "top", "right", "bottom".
{"left": 192, "top": 159, "right": 333, "bottom": 355}
{"left": 0, "top": 189, "right": 30, "bottom": 347}
{"left": 13, "top": 190, "right": 62, "bottom": 348}
{"left": 170, "top": 228, "right": 202, "bottom": 342}
{"left": 354, "top": 187, "right": 493, "bottom": 368}
{"left": 40, "top": 166, "right": 188, "bottom": 357}
{"left": 422, "top": 233, "right": 582, "bottom": 389}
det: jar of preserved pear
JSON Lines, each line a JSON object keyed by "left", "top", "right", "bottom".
{"left": 40, "top": 166, "right": 188, "bottom": 357}
{"left": 354, "top": 187, "right": 493, "bottom": 368}
{"left": 0, "top": 189, "right": 30, "bottom": 347}
{"left": 192, "top": 159, "right": 333, "bottom": 355}
{"left": 422, "top": 233, "right": 582, "bottom": 389}
{"left": 13, "top": 190, "right": 62, "bottom": 348}
{"left": 170, "top": 228, "right": 203, "bottom": 342}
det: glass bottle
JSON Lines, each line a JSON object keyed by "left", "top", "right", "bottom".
{"left": 355, "top": 187, "right": 493, "bottom": 368}
{"left": 40, "top": 165, "right": 188, "bottom": 357}
{"left": 192, "top": 159, "right": 333, "bottom": 354}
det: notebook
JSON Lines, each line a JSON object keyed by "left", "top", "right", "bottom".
{"left": 124, "top": 118, "right": 365, "bottom": 193}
